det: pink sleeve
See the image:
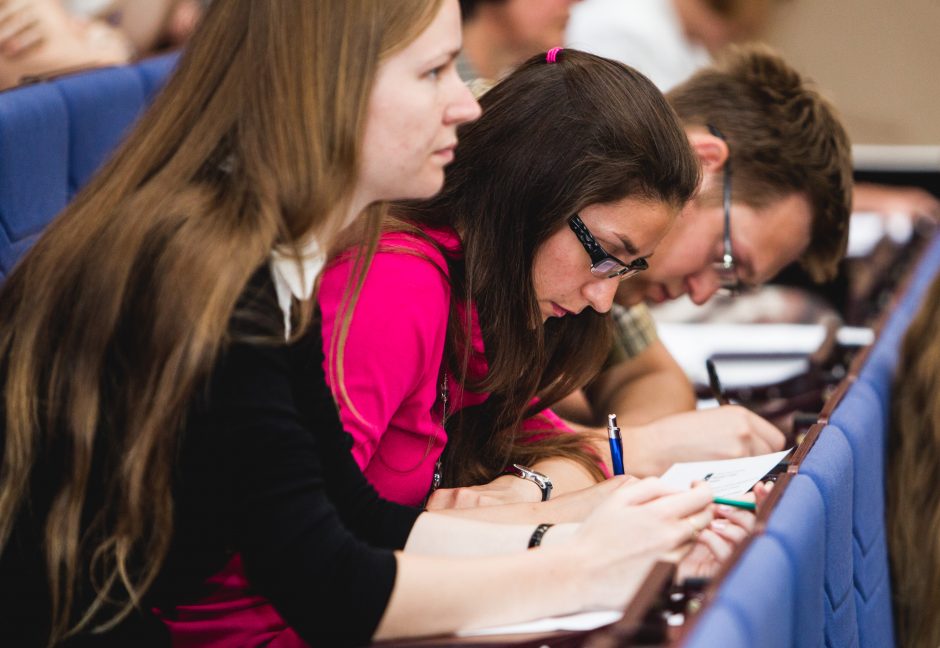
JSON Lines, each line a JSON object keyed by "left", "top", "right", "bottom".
{"left": 318, "top": 242, "right": 450, "bottom": 471}
{"left": 522, "top": 406, "right": 612, "bottom": 479}
{"left": 522, "top": 406, "right": 573, "bottom": 434}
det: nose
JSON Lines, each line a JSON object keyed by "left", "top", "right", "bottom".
{"left": 444, "top": 77, "right": 482, "bottom": 126}
{"left": 686, "top": 270, "right": 720, "bottom": 305}
{"left": 582, "top": 277, "right": 620, "bottom": 314}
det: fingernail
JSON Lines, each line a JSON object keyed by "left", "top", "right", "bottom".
{"left": 717, "top": 505, "right": 734, "bottom": 514}
{"left": 711, "top": 519, "right": 728, "bottom": 529}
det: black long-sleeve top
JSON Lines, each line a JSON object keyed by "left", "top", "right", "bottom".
{"left": 0, "top": 273, "right": 422, "bottom": 646}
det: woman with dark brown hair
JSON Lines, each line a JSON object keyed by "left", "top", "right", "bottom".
{"left": 889, "top": 271, "right": 940, "bottom": 648}
{"left": 0, "top": 2, "right": 715, "bottom": 646}
{"left": 318, "top": 48, "right": 703, "bottom": 508}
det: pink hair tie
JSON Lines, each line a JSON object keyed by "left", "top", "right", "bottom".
{"left": 546, "top": 47, "right": 563, "bottom": 64}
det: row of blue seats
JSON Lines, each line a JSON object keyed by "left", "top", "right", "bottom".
{"left": 0, "top": 53, "right": 178, "bottom": 279}
{"left": 685, "top": 234, "right": 940, "bottom": 647}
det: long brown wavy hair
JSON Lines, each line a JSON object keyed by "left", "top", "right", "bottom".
{"left": 0, "top": 0, "right": 443, "bottom": 644}
{"left": 888, "top": 271, "right": 940, "bottom": 648}
{"left": 396, "top": 50, "right": 701, "bottom": 487}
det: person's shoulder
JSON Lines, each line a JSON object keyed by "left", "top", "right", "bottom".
{"left": 372, "top": 225, "right": 460, "bottom": 278}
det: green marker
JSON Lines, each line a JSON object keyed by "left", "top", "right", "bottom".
{"left": 713, "top": 497, "right": 756, "bottom": 511}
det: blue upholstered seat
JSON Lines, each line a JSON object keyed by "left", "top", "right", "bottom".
{"left": 683, "top": 598, "right": 750, "bottom": 648}
{"left": 135, "top": 52, "right": 181, "bottom": 102}
{"left": 686, "top": 535, "right": 794, "bottom": 648}
{"left": 0, "top": 84, "right": 70, "bottom": 280}
{"left": 0, "top": 53, "right": 178, "bottom": 281}
{"left": 799, "top": 425, "right": 860, "bottom": 648}
{"left": 765, "top": 473, "right": 826, "bottom": 648}
{"left": 53, "top": 66, "right": 148, "bottom": 195}
{"left": 829, "top": 382, "right": 895, "bottom": 648}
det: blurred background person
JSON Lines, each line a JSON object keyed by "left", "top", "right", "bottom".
{"left": 566, "top": 0, "right": 773, "bottom": 91}
{"left": 0, "top": 0, "right": 130, "bottom": 89}
{"left": 457, "top": 0, "right": 581, "bottom": 82}
{"left": 0, "top": 0, "right": 205, "bottom": 90}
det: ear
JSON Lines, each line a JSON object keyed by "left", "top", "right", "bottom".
{"left": 687, "top": 131, "right": 730, "bottom": 174}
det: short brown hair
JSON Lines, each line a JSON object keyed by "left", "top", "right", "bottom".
{"left": 667, "top": 44, "right": 853, "bottom": 282}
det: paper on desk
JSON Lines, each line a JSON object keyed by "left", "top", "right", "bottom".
{"left": 457, "top": 610, "right": 622, "bottom": 637}
{"left": 657, "top": 323, "right": 826, "bottom": 387}
{"left": 657, "top": 322, "right": 871, "bottom": 388}
{"left": 659, "top": 449, "right": 791, "bottom": 497}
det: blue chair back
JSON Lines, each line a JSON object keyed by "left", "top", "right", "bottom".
{"left": 685, "top": 535, "right": 794, "bottom": 648}
{"left": 829, "top": 381, "right": 895, "bottom": 648}
{"left": 0, "top": 53, "right": 179, "bottom": 281}
{"left": 798, "top": 425, "right": 860, "bottom": 648}
{"left": 764, "top": 473, "right": 826, "bottom": 648}
{"left": 0, "top": 84, "right": 70, "bottom": 279}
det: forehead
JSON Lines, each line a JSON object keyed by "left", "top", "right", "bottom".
{"left": 385, "top": 0, "right": 461, "bottom": 66}
{"left": 743, "top": 191, "right": 814, "bottom": 284}
{"left": 583, "top": 196, "right": 679, "bottom": 255}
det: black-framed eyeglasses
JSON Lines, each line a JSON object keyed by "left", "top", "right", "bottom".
{"left": 567, "top": 214, "right": 648, "bottom": 282}
{"left": 707, "top": 124, "right": 745, "bottom": 296}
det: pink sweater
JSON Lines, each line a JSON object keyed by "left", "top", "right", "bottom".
{"left": 318, "top": 225, "right": 574, "bottom": 506}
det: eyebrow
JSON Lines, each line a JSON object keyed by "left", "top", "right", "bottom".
{"left": 615, "top": 236, "right": 639, "bottom": 257}
{"left": 426, "top": 48, "right": 461, "bottom": 68}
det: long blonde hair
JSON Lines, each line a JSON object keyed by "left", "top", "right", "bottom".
{"left": 0, "top": 0, "right": 442, "bottom": 643}
{"left": 888, "top": 271, "right": 940, "bottom": 648}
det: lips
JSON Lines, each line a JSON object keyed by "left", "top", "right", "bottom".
{"left": 432, "top": 145, "right": 455, "bottom": 163}
{"left": 551, "top": 302, "right": 573, "bottom": 318}
{"left": 434, "top": 140, "right": 457, "bottom": 157}
{"left": 646, "top": 284, "right": 667, "bottom": 304}
{"left": 647, "top": 280, "right": 690, "bottom": 303}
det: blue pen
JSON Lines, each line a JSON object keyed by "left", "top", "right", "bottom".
{"left": 607, "top": 414, "right": 625, "bottom": 476}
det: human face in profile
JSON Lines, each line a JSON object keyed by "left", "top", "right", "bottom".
{"left": 532, "top": 196, "right": 676, "bottom": 322}
{"left": 359, "top": 0, "right": 482, "bottom": 204}
{"left": 618, "top": 129, "right": 814, "bottom": 307}
{"left": 626, "top": 191, "right": 813, "bottom": 306}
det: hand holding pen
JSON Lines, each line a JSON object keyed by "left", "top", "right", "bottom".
{"left": 607, "top": 407, "right": 771, "bottom": 512}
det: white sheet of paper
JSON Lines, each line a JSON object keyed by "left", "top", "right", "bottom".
{"left": 657, "top": 323, "right": 827, "bottom": 387}
{"left": 658, "top": 449, "right": 792, "bottom": 497}
{"left": 656, "top": 323, "right": 872, "bottom": 388}
{"left": 457, "top": 610, "right": 622, "bottom": 637}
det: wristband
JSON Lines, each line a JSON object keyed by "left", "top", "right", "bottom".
{"left": 528, "top": 523, "right": 554, "bottom": 549}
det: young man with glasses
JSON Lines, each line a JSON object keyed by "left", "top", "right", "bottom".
{"left": 552, "top": 44, "right": 854, "bottom": 477}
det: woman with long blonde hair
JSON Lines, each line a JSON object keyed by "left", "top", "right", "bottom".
{"left": 0, "top": 1, "right": 714, "bottom": 645}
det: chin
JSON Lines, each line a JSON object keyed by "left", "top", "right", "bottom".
{"left": 389, "top": 177, "right": 445, "bottom": 202}
{"left": 411, "top": 172, "right": 446, "bottom": 200}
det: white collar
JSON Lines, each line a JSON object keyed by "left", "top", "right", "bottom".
{"left": 269, "top": 238, "right": 326, "bottom": 339}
